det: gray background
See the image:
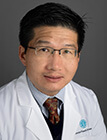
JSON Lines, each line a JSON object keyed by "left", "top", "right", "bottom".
{"left": 0, "top": 0, "right": 107, "bottom": 126}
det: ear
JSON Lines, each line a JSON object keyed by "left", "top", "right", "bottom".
{"left": 78, "top": 52, "right": 81, "bottom": 62}
{"left": 19, "top": 45, "right": 27, "bottom": 66}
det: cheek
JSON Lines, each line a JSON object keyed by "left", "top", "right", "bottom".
{"left": 26, "top": 57, "right": 46, "bottom": 78}
{"left": 65, "top": 60, "right": 79, "bottom": 79}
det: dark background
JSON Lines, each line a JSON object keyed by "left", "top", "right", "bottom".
{"left": 0, "top": 0, "right": 107, "bottom": 126}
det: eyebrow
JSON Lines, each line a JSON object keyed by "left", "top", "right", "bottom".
{"left": 64, "top": 44, "right": 76, "bottom": 48}
{"left": 35, "top": 40, "right": 51, "bottom": 44}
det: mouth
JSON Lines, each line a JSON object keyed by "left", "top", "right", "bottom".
{"left": 44, "top": 75, "right": 64, "bottom": 82}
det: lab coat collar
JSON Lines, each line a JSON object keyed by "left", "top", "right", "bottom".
{"left": 62, "top": 83, "right": 81, "bottom": 140}
{"left": 16, "top": 71, "right": 36, "bottom": 108}
{"left": 16, "top": 71, "right": 81, "bottom": 139}
{"left": 16, "top": 71, "right": 53, "bottom": 140}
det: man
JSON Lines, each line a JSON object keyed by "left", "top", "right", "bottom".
{"left": 0, "top": 2, "right": 106, "bottom": 140}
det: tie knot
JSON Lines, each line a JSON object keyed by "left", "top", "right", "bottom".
{"left": 44, "top": 98, "right": 58, "bottom": 114}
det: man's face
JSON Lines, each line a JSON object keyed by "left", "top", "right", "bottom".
{"left": 19, "top": 26, "right": 80, "bottom": 96}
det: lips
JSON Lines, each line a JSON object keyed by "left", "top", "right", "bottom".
{"left": 44, "top": 75, "right": 63, "bottom": 82}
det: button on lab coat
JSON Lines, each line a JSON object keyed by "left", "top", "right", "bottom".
{"left": 0, "top": 71, "right": 107, "bottom": 140}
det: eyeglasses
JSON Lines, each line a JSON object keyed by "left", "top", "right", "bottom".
{"left": 28, "top": 46, "right": 78, "bottom": 60}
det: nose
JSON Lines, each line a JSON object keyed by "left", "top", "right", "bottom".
{"left": 46, "top": 52, "right": 62, "bottom": 71}
{"left": 52, "top": 49, "right": 61, "bottom": 55}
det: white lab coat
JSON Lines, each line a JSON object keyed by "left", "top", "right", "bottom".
{"left": 0, "top": 71, "right": 107, "bottom": 140}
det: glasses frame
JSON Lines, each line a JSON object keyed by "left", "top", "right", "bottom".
{"left": 28, "top": 46, "right": 78, "bottom": 58}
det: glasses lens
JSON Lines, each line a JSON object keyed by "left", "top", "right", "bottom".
{"left": 35, "top": 47, "right": 52, "bottom": 56}
{"left": 61, "top": 48, "right": 77, "bottom": 59}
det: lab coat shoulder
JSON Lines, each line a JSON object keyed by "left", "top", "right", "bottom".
{"left": 69, "top": 81, "right": 107, "bottom": 139}
{"left": 70, "top": 80, "right": 103, "bottom": 119}
{"left": 70, "top": 80, "right": 98, "bottom": 106}
{"left": 0, "top": 79, "right": 17, "bottom": 108}
{"left": 0, "top": 79, "right": 17, "bottom": 102}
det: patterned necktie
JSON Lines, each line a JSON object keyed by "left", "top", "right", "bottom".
{"left": 44, "top": 98, "right": 60, "bottom": 124}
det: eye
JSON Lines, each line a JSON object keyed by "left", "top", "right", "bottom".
{"left": 64, "top": 50, "right": 70, "bottom": 53}
{"left": 64, "top": 49, "right": 72, "bottom": 54}
{"left": 38, "top": 47, "right": 50, "bottom": 52}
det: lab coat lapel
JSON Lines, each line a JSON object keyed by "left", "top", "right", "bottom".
{"left": 26, "top": 106, "right": 52, "bottom": 140}
{"left": 16, "top": 72, "right": 53, "bottom": 140}
{"left": 62, "top": 83, "right": 81, "bottom": 140}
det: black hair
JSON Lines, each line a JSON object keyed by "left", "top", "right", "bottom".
{"left": 19, "top": 2, "right": 87, "bottom": 53}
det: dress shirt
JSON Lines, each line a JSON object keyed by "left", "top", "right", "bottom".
{"left": 26, "top": 75, "right": 65, "bottom": 118}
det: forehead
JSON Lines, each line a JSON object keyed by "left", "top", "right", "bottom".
{"left": 29, "top": 26, "right": 78, "bottom": 47}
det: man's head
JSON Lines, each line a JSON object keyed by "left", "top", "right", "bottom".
{"left": 19, "top": 3, "right": 87, "bottom": 96}
{"left": 19, "top": 2, "right": 86, "bottom": 53}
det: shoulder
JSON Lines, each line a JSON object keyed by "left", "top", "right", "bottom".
{"left": 0, "top": 79, "right": 17, "bottom": 106}
{"left": 69, "top": 81, "right": 104, "bottom": 123}
{"left": 70, "top": 80, "right": 97, "bottom": 100}
{"left": 0, "top": 79, "right": 16, "bottom": 95}
{"left": 70, "top": 80, "right": 93, "bottom": 93}
{"left": 69, "top": 81, "right": 99, "bottom": 112}
{"left": 0, "top": 71, "right": 26, "bottom": 101}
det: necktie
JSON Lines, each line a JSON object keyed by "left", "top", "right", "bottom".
{"left": 44, "top": 98, "right": 60, "bottom": 124}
